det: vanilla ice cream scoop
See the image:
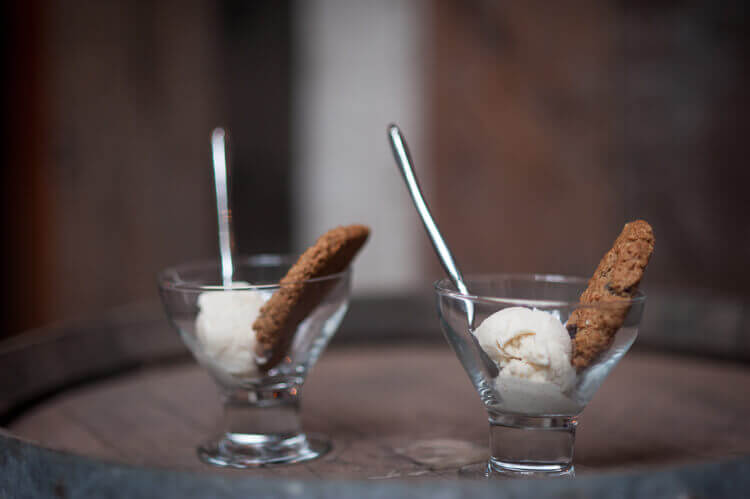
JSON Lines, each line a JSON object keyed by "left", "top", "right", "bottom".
{"left": 195, "top": 283, "right": 266, "bottom": 376}
{"left": 473, "top": 307, "right": 580, "bottom": 414}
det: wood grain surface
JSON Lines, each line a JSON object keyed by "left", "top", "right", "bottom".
{"left": 9, "top": 345, "right": 750, "bottom": 480}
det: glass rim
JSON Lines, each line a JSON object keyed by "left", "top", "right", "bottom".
{"left": 157, "top": 253, "right": 351, "bottom": 292}
{"left": 433, "top": 273, "right": 646, "bottom": 308}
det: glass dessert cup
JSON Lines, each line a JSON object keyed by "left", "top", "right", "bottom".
{"left": 435, "top": 274, "right": 645, "bottom": 479}
{"left": 158, "top": 254, "right": 351, "bottom": 468}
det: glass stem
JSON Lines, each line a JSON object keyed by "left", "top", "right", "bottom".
{"left": 221, "top": 384, "right": 302, "bottom": 440}
{"left": 198, "top": 379, "right": 329, "bottom": 467}
{"left": 487, "top": 413, "right": 577, "bottom": 477}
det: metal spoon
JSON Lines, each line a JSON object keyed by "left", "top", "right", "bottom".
{"left": 210, "top": 127, "right": 235, "bottom": 287}
{"left": 387, "top": 124, "right": 474, "bottom": 329}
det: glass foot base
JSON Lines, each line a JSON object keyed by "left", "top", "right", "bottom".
{"left": 459, "top": 460, "right": 575, "bottom": 479}
{"left": 198, "top": 432, "right": 331, "bottom": 468}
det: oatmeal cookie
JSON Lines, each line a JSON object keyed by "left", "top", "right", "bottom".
{"left": 253, "top": 225, "right": 370, "bottom": 370}
{"left": 568, "top": 220, "right": 654, "bottom": 370}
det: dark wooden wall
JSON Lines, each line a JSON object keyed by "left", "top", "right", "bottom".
{"left": 1, "top": 0, "right": 293, "bottom": 337}
{"left": 2, "top": 0, "right": 53, "bottom": 336}
{"left": 2, "top": 0, "right": 747, "bottom": 338}
{"left": 427, "top": 0, "right": 749, "bottom": 296}
{"left": 220, "top": 1, "right": 292, "bottom": 257}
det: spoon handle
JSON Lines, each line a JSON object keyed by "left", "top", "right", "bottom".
{"left": 211, "top": 128, "right": 234, "bottom": 287}
{"left": 387, "top": 124, "right": 472, "bottom": 302}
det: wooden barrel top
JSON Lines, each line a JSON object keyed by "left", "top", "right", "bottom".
{"left": 2, "top": 300, "right": 750, "bottom": 497}
{"left": 8, "top": 346, "right": 750, "bottom": 480}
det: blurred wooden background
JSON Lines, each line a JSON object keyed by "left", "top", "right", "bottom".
{"left": 2, "top": 1, "right": 293, "bottom": 335}
{"left": 428, "top": 0, "right": 749, "bottom": 294}
{"left": 2, "top": 0, "right": 748, "bottom": 337}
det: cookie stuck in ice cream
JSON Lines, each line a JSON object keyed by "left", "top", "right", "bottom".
{"left": 567, "top": 220, "right": 654, "bottom": 370}
{"left": 253, "top": 224, "right": 370, "bottom": 370}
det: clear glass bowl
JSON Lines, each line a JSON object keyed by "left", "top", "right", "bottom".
{"left": 158, "top": 254, "right": 351, "bottom": 468}
{"left": 435, "top": 274, "right": 646, "bottom": 478}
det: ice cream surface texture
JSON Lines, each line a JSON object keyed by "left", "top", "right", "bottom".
{"left": 473, "top": 307, "right": 581, "bottom": 415}
{"left": 195, "top": 283, "right": 266, "bottom": 376}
